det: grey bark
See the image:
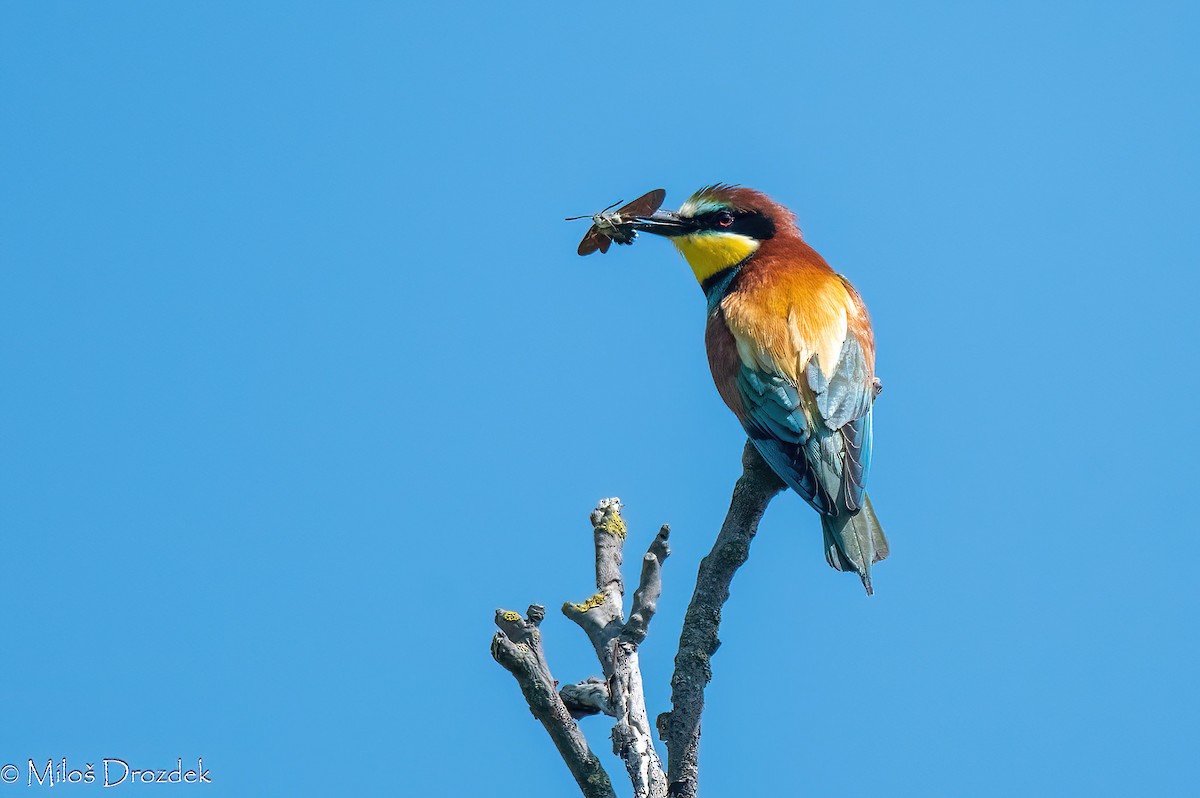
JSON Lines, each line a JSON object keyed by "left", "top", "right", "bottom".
{"left": 491, "top": 441, "right": 783, "bottom": 798}
{"left": 490, "top": 605, "right": 617, "bottom": 798}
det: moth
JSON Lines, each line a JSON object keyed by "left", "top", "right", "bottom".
{"left": 566, "top": 188, "right": 666, "bottom": 256}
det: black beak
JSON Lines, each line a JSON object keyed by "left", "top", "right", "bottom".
{"left": 629, "top": 209, "right": 697, "bottom": 238}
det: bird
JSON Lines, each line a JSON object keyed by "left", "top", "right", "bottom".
{"left": 629, "top": 184, "right": 889, "bottom": 594}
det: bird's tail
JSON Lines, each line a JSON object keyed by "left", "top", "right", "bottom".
{"left": 821, "top": 493, "right": 889, "bottom": 595}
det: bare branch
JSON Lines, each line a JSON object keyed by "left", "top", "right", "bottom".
{"left": 561, "top": 676, "right": 612, "bottom": 719}
{"left": 563, "top": 499, "right": 670, "bottom": 798}
{"left": 492, "top": 440, "right": 789, "bottom": 796}
{"left": 611, "top": 642, "right": 665, "bottom": 798}
{"left": 662, "top": 441, "right": 786, "bottom": 798}
{"left": 490, "top": 605, "right": 616, "bottom": 798}
{"left": 563, "top": 498, "right": 628, "bottom": 654}
{"left": 591, "top": 496, "right": 627, "bottom": 596}
{"left": 623, "top": 525, "right": 670, "bottom": 645}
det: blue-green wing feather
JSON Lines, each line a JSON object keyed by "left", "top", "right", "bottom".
{"left": 735, "top": 333, "right": 877, "bottom": 516}
{"left": 807, "top": 334, "right": 873, "bottom": 432}
{"left": 735, "top": 365, "right": 838, "bottom": 515}
{"left": 807, "top": 334, "right": 876, "bottom": 511}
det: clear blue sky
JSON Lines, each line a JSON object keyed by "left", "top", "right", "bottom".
{"left": 2, "top": 2, "right": 1197, "bottom": 796}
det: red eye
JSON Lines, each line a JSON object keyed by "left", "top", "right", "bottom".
{"left": 716, "top": 211, "right": 734, "bottom": 228}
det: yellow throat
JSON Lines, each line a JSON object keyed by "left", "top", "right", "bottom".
{"left": 672, "top": 233, "right": 760, "bottom": 285}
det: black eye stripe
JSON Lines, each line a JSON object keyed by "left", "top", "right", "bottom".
{"left": 695, "top": 210, "right": 738, "bottom": 226}
{"left": 692, "top": 209, "right": 776, "bottom": 241}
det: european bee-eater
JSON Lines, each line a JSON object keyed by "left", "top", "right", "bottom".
{"left": 631, "top": 184, "right": 888, "bottom": 594}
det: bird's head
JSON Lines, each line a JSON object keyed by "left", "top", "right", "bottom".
{"left": 631, "top": 184, "right": 798, "bottom": 287}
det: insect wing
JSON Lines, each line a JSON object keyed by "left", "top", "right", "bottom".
{"left": 616, "top": 188, "right": 666, "bottom": 219}
{"left": 577, "top": 226, "right": 610, "bottom": 256}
